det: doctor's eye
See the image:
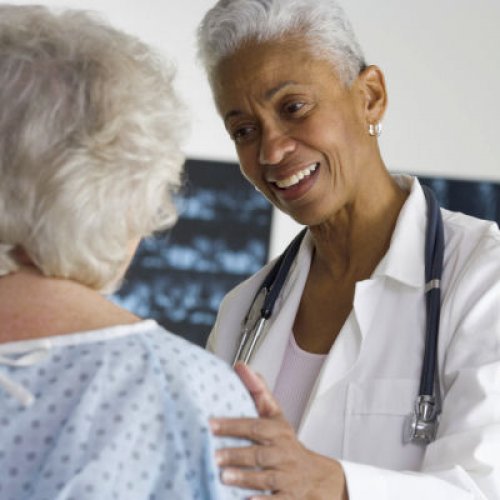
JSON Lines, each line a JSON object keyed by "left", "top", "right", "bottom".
{"left": 283, "top": 101, "right": 305, "bottom": 114}
{"left": 230, "top": 125, "right": 257, "bottom": 144}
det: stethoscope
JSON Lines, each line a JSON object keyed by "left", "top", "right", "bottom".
{"left": 233, "top": 185, "right": 444, "bottom": 445}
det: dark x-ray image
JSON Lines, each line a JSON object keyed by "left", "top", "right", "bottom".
{"left": 419, "top": 176, "right": 500, "bottom": 224}
{"left": 112, "top": 159, "right": 499, "bottom": 347}
{"left": 112, "top": 159, "right": 272, "bottom": 346}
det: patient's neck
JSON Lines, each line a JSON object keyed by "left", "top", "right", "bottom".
{"left": 0, "top": 267, "right": 140, "bottom": 344}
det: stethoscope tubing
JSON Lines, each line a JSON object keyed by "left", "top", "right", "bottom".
{"left": 261, "top": 228, "right": 308, "bottom": 319}
{"left": 421, "top": 186, "right": 445, "bottom": 397}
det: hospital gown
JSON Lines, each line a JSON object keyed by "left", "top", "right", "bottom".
{"left": 0, "top": 319, "right": 257, "bottom": 499}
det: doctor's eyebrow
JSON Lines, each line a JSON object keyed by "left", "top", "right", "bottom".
{"left": 223, "top": 80, "right": 299, "bottom": 123}
{"left": 264, "top": 80, "right": 298, "bottom": 100}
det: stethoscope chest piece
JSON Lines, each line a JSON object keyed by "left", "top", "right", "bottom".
{"left": 403, "top": 394, "right": 440, "bottom": 445}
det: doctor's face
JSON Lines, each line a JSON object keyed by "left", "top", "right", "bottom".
{"left": 213, "top": 38, "right": 375, "bottom": 227}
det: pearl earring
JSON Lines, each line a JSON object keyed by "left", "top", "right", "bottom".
{"left": 368, "top": 122, "right": 383, "bottom": 137}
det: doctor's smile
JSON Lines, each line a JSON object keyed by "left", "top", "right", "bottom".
{"left": 266, "top": 161, "right": 321, "bottom": 205}
{"left": 269, "top": 162, "right": 319, "bottom": 190}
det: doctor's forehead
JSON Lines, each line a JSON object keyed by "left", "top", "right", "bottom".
{"left": 212, "top": 39, "right": 340, "bottom": 113}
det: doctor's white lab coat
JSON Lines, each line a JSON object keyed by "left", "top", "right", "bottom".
{"left": 208, "top": 176, "right": 500, "bottom": 499}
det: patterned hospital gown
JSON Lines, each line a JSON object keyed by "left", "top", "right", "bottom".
{"left": 0, "top": 320, "right": 258, "bottom": 499}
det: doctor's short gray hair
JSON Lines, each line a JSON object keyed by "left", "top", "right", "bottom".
{"left": 0, "top": 5, "right": 186, "bottom": 292}
{"left": 197, "top": 0, "right": 366, "bottom": 87}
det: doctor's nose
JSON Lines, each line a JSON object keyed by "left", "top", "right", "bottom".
{"left": 258, "top": 126, "right": 296, "bottom": 166}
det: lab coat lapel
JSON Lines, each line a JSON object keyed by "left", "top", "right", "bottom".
{"left": 249, "top": 232, "right": 313, "bottom": 389}
{"left": 309, "top": 277, "right": 386, "bottom": 401}
{"left": 297, "top": 275, "right": 387, "bottom": 446}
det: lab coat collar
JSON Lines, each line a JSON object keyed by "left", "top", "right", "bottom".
{"left": 352, "top": 175, "right": 426, "bottom": 344}
{"left": 371, "top": 175, "right": 427, "bottom": 289}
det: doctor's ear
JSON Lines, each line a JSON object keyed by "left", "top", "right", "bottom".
{"left": 356, "top": 65, "right": 387, "bottom": 125}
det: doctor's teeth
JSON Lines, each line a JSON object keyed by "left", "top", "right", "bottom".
{"left": 276, "top": 176, "right": 296, "bottom": 188}
{"left": 275, "top": 163, "right": 318, "bottom": 189}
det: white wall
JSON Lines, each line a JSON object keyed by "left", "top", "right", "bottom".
{"left": 8, "top": 0, "right": 500, "bottom": 258}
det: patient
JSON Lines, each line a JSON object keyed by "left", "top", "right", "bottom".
{"left": 0, "top": 5, "right": 257, "bottom": 499}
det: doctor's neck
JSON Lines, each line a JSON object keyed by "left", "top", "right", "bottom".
{"left": 309, "top": 176, "right": 407, "bottom": 281}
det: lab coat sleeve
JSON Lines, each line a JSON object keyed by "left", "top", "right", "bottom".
{"left": 340, "top": 228, "right": 500, "bottom": 500}
{"left": 205, "top": 286, "right": 246, "bottom": 359}
{"left": 206, "top": 321, "right": 217, "bottom": 353}
{"left": 205, "top": 290, "right": 244, "bottom": 362}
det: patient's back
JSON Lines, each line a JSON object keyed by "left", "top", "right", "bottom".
{"left": 0, "top": 320, "right": 256, "bottom": 499}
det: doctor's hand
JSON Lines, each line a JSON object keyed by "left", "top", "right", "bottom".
{"left": 210, "top": 362, "right": 348, "bottom": 500}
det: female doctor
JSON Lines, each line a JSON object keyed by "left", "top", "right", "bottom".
{"left": 197, "top": 0, "right": 500, "bottom": 498}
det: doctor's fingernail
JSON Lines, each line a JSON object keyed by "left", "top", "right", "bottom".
{"left": 221, "top": 469, "right": 238, "bottom": 484}
{"left": 209, "top": 419, "right": 220, "bottom": 432}
{"left": 215, "top": 450, "right": 224, "bottom": 465}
